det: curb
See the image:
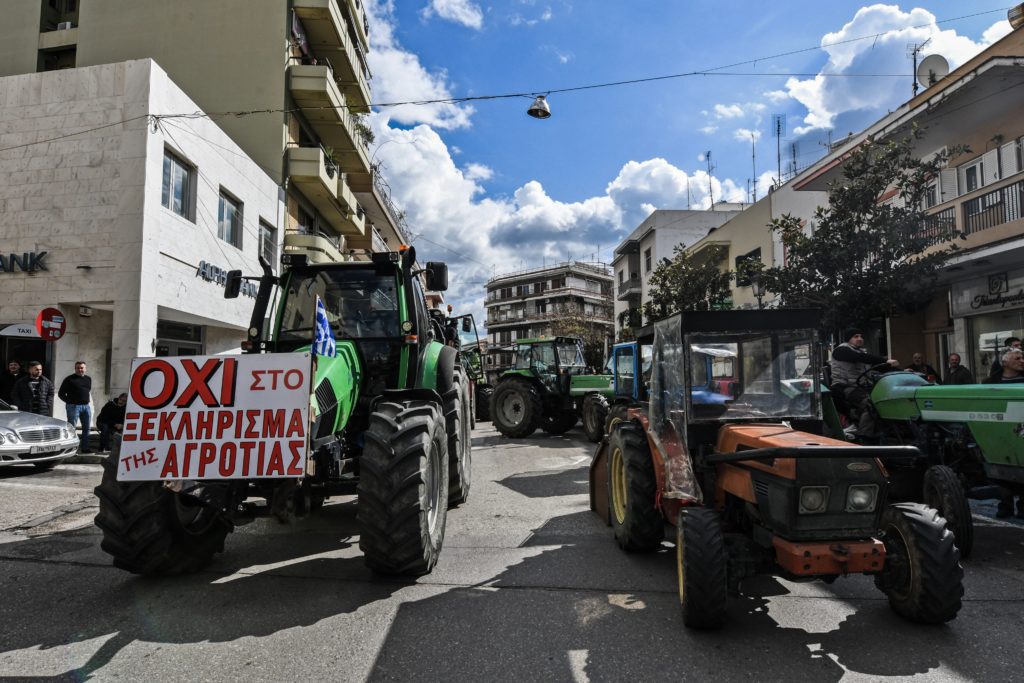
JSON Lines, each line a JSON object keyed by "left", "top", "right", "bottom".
{"left": 64, "top": 453, "right": 109, "bottom": 465}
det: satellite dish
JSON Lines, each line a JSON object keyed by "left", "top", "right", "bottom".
{"left": 917, "top": 54, "right": 950, "bottom": 89}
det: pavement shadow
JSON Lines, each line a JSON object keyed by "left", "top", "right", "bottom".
{"left": 471, "top": 431, "right": 590, "bottom": 451}
{"left": 0, "top": 498, "right": 407, "bottom": 680}
{"left": 498, "top": 466, "right": 590, "bottom": 498}
{"left": 366, "top": 510, "right": 999, "bottom": 682}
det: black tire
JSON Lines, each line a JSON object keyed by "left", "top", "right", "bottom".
{"left": 876, "top": 502, "right": 963, "bottom": 624}
{"left": 446, "top": 373, "right": 472, "bottom": 507}
{"left": 93, "top": 434, "right": 232, "bottom": 576}
{"left": 608, "top": 423, "right": 663, "bottom": 551}
{"left": 541, "top": 409, "right": 578, "bottom": 435}
{"left": 490, "top": 377, "right": 542, "bottom": 438}
{"left": 604, "top": 403, "right": 629, "bottom": 436}
{"left": 676, "top": 508, "right": 728, "bottom": 629}
{"left": 582, "top": 394, "right": 610, "bottom": 443}
{"left": 475, "top": 385, "right": 493, "bottom": 422}
{"left": 922, "top": 464, "right": 973, "bottom": 559}
{"left": 358, "top": 400, "right": 449, "bottom": 576}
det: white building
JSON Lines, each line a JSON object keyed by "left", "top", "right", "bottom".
{"left": 0, "top": 60, "right": 283, "bottom": 409}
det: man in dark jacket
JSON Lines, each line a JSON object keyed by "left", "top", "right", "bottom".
{"left": 988, "top": 337, "right": 1022, "bottom": 379}
{"left": 58, "top": 361, "right": 93, "bottom": 453}
{"left": 907, "top": 353, "right": 941, "bottom": 383}
{"left": 11, "top": 361, "right": 54, "bottom": 416}
{"left": 945, "top": 353, "right": 975, "bottom": 385}
{"left": 0, "top": 361, "right": 25, "bottom": 404}
{"left": 983, "top": 349, "right": 1024, "bottom": 384}
{"left": 829, "top": 328, "right": 899, "bottom": 437}
{"left": 96, "top": 392, "right": 127, "bottom": 453}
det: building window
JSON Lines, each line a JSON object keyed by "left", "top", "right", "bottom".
{"left": 960, "top": 158, "right": 983, "bottom": 194}
{"left": 218, "top": 191, "right": 243, "bottom": 248}
{"left": 923, "top": 180, "right": 938, "bottom": 209}
{"left": 259, "top": 219, "right": 277, "bottom": 268}
{"left": 618, "top": 270, "right": 624, "bottom": 284}
{"left": 161, "top": 149, "right": 194, "bottom": 221}
{"left": 735, "top": 247, "right": 762, "bottom": 287}
{"left": 551, "top": 277, "right": 565, "bottom": 289}
{"left": 644, "top": 248, "right": 652, "bottom": 273}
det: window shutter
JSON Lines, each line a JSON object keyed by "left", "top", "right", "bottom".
{"left": 939, "top": 168, "right": 958, "bottom": 201}
{"left": 1000, "top": 141, "right": 1020, "bottom": 178}
{"left": 982, "top": 149, "right": 1000, "bottom": 185}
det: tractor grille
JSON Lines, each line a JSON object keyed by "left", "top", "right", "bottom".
{"left": 18, "top": 427, "right": 61, "bottom": 443}
{"left": 315, "top": 378, "right": 338, "bottom": 440}
{"left": 753, "top": 480, "right": 770, "bottom": 498}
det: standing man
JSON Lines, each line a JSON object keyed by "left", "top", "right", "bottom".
{"left": 907, "top": 353, "right": 941, "bottom": 383}
{"left": 0, "top": 361, "right": 25, "bottom": 404}
{"left": 829, "top": 328, "right": 899, "bottom": 437}
{"left": 945, "top": 353, "right": 975, "bottom": 385}
{"left": 989, "top": 337, "right": 1022, "bottom": 379}
{"left": 11, "top": 361, "right": 54, "bottom": 416}
{"left": 984, "top": 349, "right": 1024, "bottom": 384}
{"left": 59, "top": 361, "right": 93, "bottom": 454}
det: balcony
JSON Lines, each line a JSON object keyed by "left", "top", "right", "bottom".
{"left": 293, "top": 0, "right": 371, "bottom": 111}
{"left": 283, "top": 231, "right": 346, "bottom": 265}
{"left": 288, "top": 64, "right": 369, "bottom": 173}
{"left": 343, "top": 0, "right": 370, "bottom": 54}
{"left": 287, "top": 145, "right": 365, "bottom": 237}
{"left": 617, "top": 276, "right": 642, "bottom": 301}
{"left": 923, "top": 175, "right": 1024, "bottom": 250}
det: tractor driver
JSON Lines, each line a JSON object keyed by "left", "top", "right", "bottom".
{"left": 829, "top": 328, "right": 899, "bottom": 437}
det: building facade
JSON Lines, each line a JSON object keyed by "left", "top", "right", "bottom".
{"left": 612, "top": 208, "right": 742, "bottom": 337}
{"left": 793, "top": 24, "right": 1024, "bottom": 376}
{"left": 484, "top": 261, "right": 613, "bottom": 378}
{"left": 0, "top": 0, "right": 408, "bottom": 265}
{"left": 0, "top": 60, "right": 283, "bottom": 410}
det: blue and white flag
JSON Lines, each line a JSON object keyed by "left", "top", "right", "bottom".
{"left": 313, "top": 295, "right": 337, "bottom": 357}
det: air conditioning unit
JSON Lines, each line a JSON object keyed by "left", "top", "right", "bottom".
{"left": 57, "top": 21, "right": 74, "bottom": 30}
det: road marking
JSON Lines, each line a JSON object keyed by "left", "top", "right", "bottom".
{"left": 567, "top": 650, "right": 589, "bottom": 683}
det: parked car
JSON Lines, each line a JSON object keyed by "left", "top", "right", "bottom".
{"left": 0, "top": 399, "right": 79, "bottom": 470}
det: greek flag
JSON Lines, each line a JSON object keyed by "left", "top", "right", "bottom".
{"left": 313, "top": 295, "right": 337, "bottom": 357}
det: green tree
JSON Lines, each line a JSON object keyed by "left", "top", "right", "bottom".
{"left": 759, "top": 130, "right": 963, "bottom": 336}
{"left": 643, "top": 244, "right": 733, "bottom": 321}
{"left": 548, "top": 302, "right": 611, "bottom": 368}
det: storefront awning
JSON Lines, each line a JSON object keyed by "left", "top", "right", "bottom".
{"left": 0, "top": 323, "right": 40, "bottom": 338}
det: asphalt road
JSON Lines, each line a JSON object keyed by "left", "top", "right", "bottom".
{"left": 1, "top": 423, "right": 1023, "bottom": 682}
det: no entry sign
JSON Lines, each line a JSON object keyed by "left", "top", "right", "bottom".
{"left": 35, "top": 308, "right": 66, "bottom": 341}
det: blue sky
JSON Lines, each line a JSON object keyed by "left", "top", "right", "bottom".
{"left": 363, "top": 1, "right": 1013, "bottom": 329}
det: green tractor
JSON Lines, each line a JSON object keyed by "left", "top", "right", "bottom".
{"left": 442, "top": 311, "right": 489, "bottom": 423}
{"left": 94, "top": 247, "right": 471, "bottom": 577}
{"left": 824, "top": 368, "right": 1024, "bottom": 558}
{"left": 489, "top": 336, "right": 611, "bottom": 438}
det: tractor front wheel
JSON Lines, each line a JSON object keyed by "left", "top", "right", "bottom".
{"left": 445, "top": 372, "right": 472, "bottom": 507}
{"left": 875, "top": 502, "right": 963, "bottom": 624}
{"left": 491, "top": 378, "right": 542, "bottom": 438}
{"left": 582, "top": 394, "right": 609, "bottom": 442}
{"left": 921, "top": 464, "right": 973, "bottom": 558}
{"left": 358, "top": 401, "right": 449, "bottom": 576}
{"left": 475, "top": 385, "right": 493, "bottom": 422}
{"left": 93, "top": 435, "right": 232, "bottom": 575}
{"left": 608, "top": 422, "right": 663, "bottom": 551}
{"left": 677, "top": 507, "right": 728, "bottom": 629}
{"left": 604, "top": 403, "right": 629, "bottom": 436}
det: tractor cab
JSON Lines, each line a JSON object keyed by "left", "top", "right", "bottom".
{"left": 510, "top": 336, "right": 587, "bottom": 394}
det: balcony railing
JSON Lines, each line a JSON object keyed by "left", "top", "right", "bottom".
{"left": 963, "top": 179, "right": 1024, "bottom": 235}
{"left": 485, "top": 285, "right": 611, "bottom": 303}
{"left": 920, "top": 206, "right": 956, "bottom": 240}
{"left": 617, "top": 276, "right": 642, "bottom": 301}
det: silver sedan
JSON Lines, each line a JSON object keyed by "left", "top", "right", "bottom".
{"left": 0, "top": 400, "right": 80, "bottom": 471}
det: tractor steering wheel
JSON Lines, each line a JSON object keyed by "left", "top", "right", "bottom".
{"left": 855, "top": 362, "right": 894, "bottom": 389}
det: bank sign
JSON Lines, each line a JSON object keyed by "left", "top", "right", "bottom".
{"left": 0, "top": 252, "right": 47, "bottom": 273}
{"left": 196, "top": 260, "right": 257, "bottom": 298}
{"left": 952, "top": 269, "right": 1024, "bottom": 318}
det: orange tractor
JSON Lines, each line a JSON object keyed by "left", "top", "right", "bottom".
{"left": 590, "top": 310, "right": 963, "bottom": 628}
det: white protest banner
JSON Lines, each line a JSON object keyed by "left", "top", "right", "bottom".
{"left": 118, "top": 353, "right": 311, "bottom": 481}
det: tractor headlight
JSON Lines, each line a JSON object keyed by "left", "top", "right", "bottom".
{"left": 799, "top": 486, "right": 829, "bottom": 514}
{"left": 845, "top": 484, "right": 879, "bottom": 513}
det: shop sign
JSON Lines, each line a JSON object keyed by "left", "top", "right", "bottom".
{"left": 0, "top": 323, "right": 39, "bottom": 338}
{"left": 951, "top": 269, "right": 1024, "bottom": 317}
{"left": 196, "top": 260, "right": 257, "bottom": 298}
{"left": 0, "top": 251, "right": 47, "bottom": 273}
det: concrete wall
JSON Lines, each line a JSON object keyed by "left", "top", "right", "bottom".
{"left": 0, "top": 2, "right": 44, "bottom": 77}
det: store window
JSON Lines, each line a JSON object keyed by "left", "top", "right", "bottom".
{"left": 161, "top": 149, "right": 194, "bottom": 221}
{"left": 218, "top": 191, "right": 243, "bottom": 248}
{"left": 968, "top": 310, "right": 1023, "bottom": 380}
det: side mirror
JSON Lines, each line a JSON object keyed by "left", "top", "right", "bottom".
{"left": 425, "top": 262, "right": 448, "bottom": 292}
{"left": 461, "top": 317, "right": 471, "bottom": 333}
{"left": 224, "top": 270, "right": 243, "bottom": 299}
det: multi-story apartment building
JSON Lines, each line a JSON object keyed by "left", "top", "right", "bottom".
{"left": 0, "top": 0, "right": 408, "bottom": 265}
{"left": 792, "top": 20, "right": 1024, "bottom": 375}
{"left": 484, "top": 261, "right": 613, "bottom": 377}
{"left": 612, "top": 208, "right": 742, "bottom": 337}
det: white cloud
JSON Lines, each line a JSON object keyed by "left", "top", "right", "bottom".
{"left": 366, "top": 2, "right": 474, "bottom": 130}
{"left": 464, "top": 163, "right": 493, "bottom": 182}
{"left": 510, "top": 7, "right": 553, "bottom": 26}
{"left": 733, "top": 128, "right": 762, "bottom": 143}
{"left": 714, "top": 103, "right": 745, "bottom": 119}
{"left": 421, "top": 0, "right": 484, "bottom": 29}
{"left": 699, "top": 125, "right": 719, "bottom": 135}
{"left": 785, "top": 6, "right": 1013, "bottom": 134}
{"left": 763, "top": 89, "right": 789, "bottom": 103}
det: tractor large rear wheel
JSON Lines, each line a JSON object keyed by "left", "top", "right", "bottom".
{"left": 445, "top": 373, "right": 472, "bottom": 507}
{"left": 93, "top": 434, "right": 232, "bottom": 576}
{"left": 491, "top": 377, "right": 542, "bottom": 438}
{"left": 358, "top": 401, "right": 449, "bottom": 576}
{"left": 677, "top": 507, "right": 728, "bottom": 629}
{"left": 608, "top": 422, "right": 663, "bottom": 551}
{"left": 582, "top": 394, "right": 609, "bottom": 443}
{"left": 922, "top": 464, "right": 973, "bottom": 558}
{"left": 875, "top": 502, "right": 963, "bottom": 624}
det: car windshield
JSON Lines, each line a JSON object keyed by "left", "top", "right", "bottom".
{"left": 277, "top": 267, "right": 400, "bottom": 342}
{"left": 0, "top": 399, "right": 12, "bottom": 411}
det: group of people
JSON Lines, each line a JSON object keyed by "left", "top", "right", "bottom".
{"left": 0, "top": 360, "right": 127, "bottom": 454}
